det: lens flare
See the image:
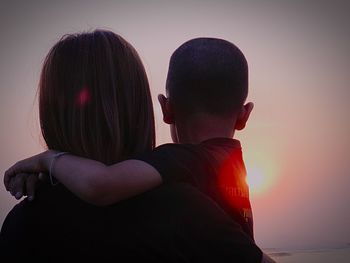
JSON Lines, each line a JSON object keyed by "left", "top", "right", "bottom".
{"left": 76, "top": 87, "right": 91, "bottom": 106}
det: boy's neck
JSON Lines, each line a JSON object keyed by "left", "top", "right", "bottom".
{"left": 175, "top": 113, "right": 237, "bottom": 144}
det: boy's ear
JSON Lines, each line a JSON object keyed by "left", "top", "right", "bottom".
{"left": 235, "top": 102, "right": 254, "bottom": 131}
{"left": 158, "top": 94, "right": 174, "bottom": 124}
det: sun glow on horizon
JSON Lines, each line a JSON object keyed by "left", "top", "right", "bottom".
{"left": 245, "top": 153, "right": 278, "bottom": 197}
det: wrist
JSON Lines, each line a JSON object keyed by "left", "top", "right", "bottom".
{"left": 48, "top": 151, "right": 68, "bottom": 186}
{"left": 41, "top": 150, "right": 59, "bottom": 171}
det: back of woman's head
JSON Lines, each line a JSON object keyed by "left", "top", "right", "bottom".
{"left": 39, "top": 30, "right": 155, "bottom": 164}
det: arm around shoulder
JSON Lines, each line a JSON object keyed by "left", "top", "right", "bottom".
{"left": 53, "top": 157, "right": 162, "bottom": 206}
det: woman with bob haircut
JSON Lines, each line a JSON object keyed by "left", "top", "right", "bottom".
{"left": 39, "top": 30, "right": 155, "bottom": 164}
{"left": 1, "top": 29, "right": 160, "bottom": 260}
{"left": 4, "top": 29, "right": 158, "bottom": 200}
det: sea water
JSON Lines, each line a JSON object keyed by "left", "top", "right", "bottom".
{"left": 265, "top": 246, "right": 350, "bottom": 263}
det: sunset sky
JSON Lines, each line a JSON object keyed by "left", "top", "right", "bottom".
{"left": 1, "top": 0, "right": 349, "bottom": 250}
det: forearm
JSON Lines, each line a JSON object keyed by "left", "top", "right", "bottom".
{"left": 50, "top": 153, "right": 110, "bottom": 204}
{"left": 52, "top": 156, "right": 162, "bottom": 206}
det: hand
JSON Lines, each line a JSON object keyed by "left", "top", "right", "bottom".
{"left": 7, "top": 173, "right": 47, "bottom": 201}
{"left": 4, "top": 150, "right": 57, "bottom": 198}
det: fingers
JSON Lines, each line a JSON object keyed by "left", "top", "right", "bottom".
{"left": 8, "top": 175, "right": 16, "bottom": 196}
{"left": 26, "top": 174, "right": 39, "bottom": 201}
{"left": 7, "top": 173, "right": 40, "bottom": 201}
{"left": 4, "top": 167, "right": 15, "bottom": 191}
{"left": 12, "top": 173, "right": 26, "bottom": 200}
{"left": 4, "top": 161, "right": 25, "bottom": 191}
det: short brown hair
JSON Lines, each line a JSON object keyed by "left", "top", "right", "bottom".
{"left": 166, "top": 38, "right": 248, "bottom": 117}
{"left": 39, "top": 30, "right": 155, "bottom": 164}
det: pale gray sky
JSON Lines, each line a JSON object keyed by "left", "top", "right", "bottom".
{"left": 1, "top": 0, "right": 349, "bottom": 249}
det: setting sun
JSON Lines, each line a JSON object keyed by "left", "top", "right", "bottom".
{"left": 245, "top": 152, "right": 278, "bottom": 197}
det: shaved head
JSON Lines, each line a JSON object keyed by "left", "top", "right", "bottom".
{"left": 166, "top": 38, "right": 248, "bottom": 117}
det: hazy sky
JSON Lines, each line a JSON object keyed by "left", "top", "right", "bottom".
{"left": 1, "top": 0, "right": 349, "bottom": 250}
